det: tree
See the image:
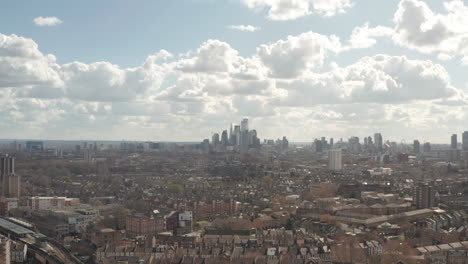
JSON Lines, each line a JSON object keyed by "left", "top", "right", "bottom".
{"left": 167, "top": 184, "right": 183, "bottom": 194}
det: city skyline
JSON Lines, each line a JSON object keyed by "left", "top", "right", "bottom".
{"left": 1, "top": 0, "right": 468, "bottom": 142}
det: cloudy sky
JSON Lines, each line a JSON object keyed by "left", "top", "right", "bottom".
{"left": 1, "top": 0, "right": 468, "bottom": 143}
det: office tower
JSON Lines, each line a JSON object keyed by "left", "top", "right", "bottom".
{"left": 240, "top": 131, "right": 250, "bottom": 154}
{"left": 321, "top": 137, "right": 327, "bottom": 151}
{"left": 234, "top": 126, "right": 241, "bottom": 146}
{"left": 282, "top": 136, "right": 289, "bottom": 151}
{"left": 364, "top": 137, "right": 368, "bottom": 146}
{"left": 221, "top": 130, "right": 229, "bottom": 146}
{"left": 367, "top": 136, "right": 373, "bottom": 146}
{"left": 201, "top": 139, "right": 210, "bottom": 153}
{"left": 0, "top": 155, "right": 20, "bottom": 198}
{"left": 313, "top": 139, "right": 322, "bottom": 153}
{"left": 413, "top": 140, "right": 420, "bottom": 153}
{"left": 451, "top": 134, "right": 457, "bottom": 149}
{"left": 412, "top": 184, "right": 434, "bottom": 209}
{"left": 348, "top": 137, "right": 361, "bottom": 153}
{"left": 423, "top": 142, "right": 431, "bottom": 153}
{"left": 374, "top": 133, "right": 383, "bottom": 151}
{"left": 328, "top": 149, "right": 342, "bottom": 171}
{"left": 330, "top": 138, "right": 334, "bottom": 148}
{"left": 240, "top": 118, "right": 249, "bottom": 132}
{"left": 463, "top": 131, "right": 468, "bottom": 151}
{"left": 229, "top": 124, "right": 233, "bottom": 144}
{"left": 84, "top": 149, "right": 92, "bottom": 163}
{"left": 212, "top": 133, "right": 220, "bottom": 146}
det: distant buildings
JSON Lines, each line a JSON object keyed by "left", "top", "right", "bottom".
{"left": 328, "top": 149, "right": 342, "bottom": 171}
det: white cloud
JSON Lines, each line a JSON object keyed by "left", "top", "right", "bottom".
{"left": 1, "top": 31, "right": 467, "bottom": 141}
{"left": 241, "top": 0, "right": 352, "bottom": 20}
{"left": 228, "top": 25, "right": 260, "bottom": 32}
{"left": 33, "top": 16, "right": 63, "bottom": 27}
{"left": 257, "top": 31, "right": 342, "bottom": 78}
{"left": 275, "top": 55, "right": 460, "bottom": 106}
{"left": 349, "top": 23, "right": 394, "bottom": 49}
{"left": 391, "top": 0, "right": 468, "bottom": 61}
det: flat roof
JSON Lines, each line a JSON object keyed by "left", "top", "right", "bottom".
{"left": 0, "top": 218, "right": 34, "bottom": 235}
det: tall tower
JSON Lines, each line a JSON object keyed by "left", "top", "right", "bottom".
{"left": 240, "top": 118, "right": 249, "bottom": 132}
{"left": 374, "top": 133, "right": 383, "bottom": 151}
{"left": 0, "top": 155, "right": 20, "bottom": 198}
{"left": 451, "top": 134, "right": 457, "bottom": 149}
{"left": 328, "top": 149, "right": 342, "bottom": 171}
{"left": 463, "top": 131, "right": 468, "bottom": 151}
{"left": 413, "top": 140, "right": 420, "bottom": 154}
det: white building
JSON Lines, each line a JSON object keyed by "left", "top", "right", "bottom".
{"left": 328, "top": 149, "right": 342, "bottom": 171}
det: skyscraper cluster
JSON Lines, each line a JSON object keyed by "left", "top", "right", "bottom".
{"left": 203, "top": 118, "right": 261, "bottom": 154}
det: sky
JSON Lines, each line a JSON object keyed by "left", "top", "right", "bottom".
{"left": 1, "top": 0, "right": 468, "bottom": 143}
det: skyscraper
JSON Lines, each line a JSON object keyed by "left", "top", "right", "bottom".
{"left": 240, "top": 130, "right": 250, "bottom": 154}
{"left": 463, "top": 131, "right": 468, "bottom": 151}
{"left": 413, "top": 140, "right": 420, "bottom": 154}
{"left": 374, "top": 133, "right": 383, "bottom": 151}
{"left": 0, "top": 155, "right": 20, "bottom": 198}
{"left": 234, "top": 125, "right": 241, "bottom": 146}
{"left": 423, "top": 142, "right": 431, "bottom": 153}
{"left": 240, "top": 118, "right": 249, "bottom": 132}
{"left": 212, "top": 133, "right": 220, "bottom": 147}
{"left": 328, "top": 149, "right": 342, "bottom": 171}
{"left": 221, "top": 130, "right": 229, "bottom": 146}
{"left": 451, "top": 134, "right": 457, "bottom": 149}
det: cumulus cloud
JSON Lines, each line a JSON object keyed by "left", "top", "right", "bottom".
{"left": 177, "top": 39, "right": 240, "bottom": 73}
{"left": 257, "top": 32, "right": 342, "bottom": 78}
{"left": 1, "top": 30, "right": 467, "bottom": 141}
{"left": 33, "top": 16, "right": 63, "bottom": 26}
{"left": 275, "top": 55, "right": 460, "bottom": 106}
{"left": 228, "top": 25, "right": 260, "bottom": 32}
{"left": 0, "top": 33, "right": 63, "bottom": 89}
{"left": 349, "top": 23, "right": 394, "bottom": 49}
{"left": 241, "top": 0, "right": 352, "bottom": 20}
{"left": 392, "top": 0, "right": 468, "bottom": 61}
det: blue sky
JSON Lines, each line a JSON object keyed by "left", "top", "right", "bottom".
{"left": 0, "top": 0, "right": 468, "bottom": 142}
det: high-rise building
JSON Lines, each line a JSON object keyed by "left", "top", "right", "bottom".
{"left": 212, "top": 133, "right": 220, "bottom": 147}
{"left": 463, "top": 131, "right": 468, "bottom": 151}
{"left": 221, "top": 130, "right": 229, "bottom": 146}
{"left": 0, "top": 155, "right": 20, "bottom": 198}
{"left": 330, "top": 138, "right": 334, "bottom": 148}
{"left": 413, "top": 140, "right": 420, "bottom": 154}
{"left": 374, "top": 133, "right": 383, "bottom": 151}
{"left": 423, "top": 142, "right": 431, "bottom": 153}
{"left": 451, "top": 134, "right": 458, "bottom": 149}
{"left": 234, "top": 125, "right": 241, "bottom": 146}
{"left": 367, "top": 136, "right": 373, "bottom": 146}
{"left": 313, "top": 139, "right": 322, "bottom": 153}
{"left": 412, "top": 184, "right": 435, "bottom": 209}
{"left": 240, "top": 118, "right": 249, "bottom": 132}
{"left": 281, "top": 136, "right": 289, "bottom": 151}
{"left": 240, "top": 130, "right": 250, "bottom": 154}
{"left": 328, "top": 149, "right": 342, "bottom": 171}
